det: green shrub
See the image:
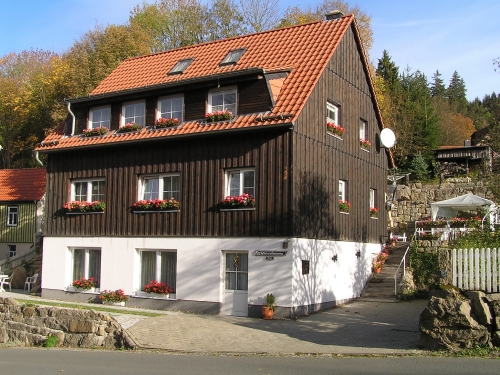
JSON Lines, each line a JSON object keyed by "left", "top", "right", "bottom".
{"left": 43, "top": 335, "right": 59, "bottom": 348}
{"left": 408, "top": 245, "right": 439, "bottom": 291}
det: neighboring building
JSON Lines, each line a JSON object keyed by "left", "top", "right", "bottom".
{"left": 36, "top": 13, "right": 391, "bottom": 317}
{"left": 434, "top": 143, "right": 492, "bottom": 176}
{"left": 0, "top": 168, "right": 46, "bottom": 260}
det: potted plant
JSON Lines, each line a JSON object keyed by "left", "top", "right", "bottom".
{"left": 369, "top": 207, "right": 379, "bottom": 218}
{"left": 262, "top": 293, "right": 275, "bottom": 320}
{"left": 326, "top": 122, "right": 345, "bottom": 137}
{"left": 72, "top": 277, "right": 97, "bottom": 291}
{"left": 359, "top": 139, "right": 371, "bottom": 149}
{"left": 99, "top": 289, "right": 128, "bottom": 306}
{"left": 83, "top": 127, "right": 109, "bottom": 137}
{"left": 205, "top": 110, "right": 233, "bottom": 123}
{"left": 64, "top": 200, "right": 106, "bottom": 213}
{"left": 155, "top": 117, "right": 180, "bottom": 129}
{"left": 144, "top": 280, "right": 173, "bottom": 297}
{"left": 220, "top": 193, "right": 256, "bottom": 209}
{"left": 372, "top": 261, "right": 383, "bottom": 273}
{"left": 117, "top": 123, "right": 143, "bottom": 133}
{"left": 339, "top": 200, "right": 350, "bottom": 213}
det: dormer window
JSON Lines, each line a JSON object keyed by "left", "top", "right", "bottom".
{"left": 168, "top": 58, "right": 194, "bottom": 75}
{"left": 89, "top": 106, "right": 110, "bottom": 129}
{"left": 122, "top": 101, "right": 145, "bottom": 126}
{"left": 220, "top": 49, "right": 246, "bottom": 66}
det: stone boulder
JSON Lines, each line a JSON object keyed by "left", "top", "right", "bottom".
{"left": 10, "top": 266, "right": 27, "bottom": 289}
{"left": 419, "top": 287, "right": 490, "bottom": 351}
{"left": 464, "top": 291, "right": 492, "bottom": 326}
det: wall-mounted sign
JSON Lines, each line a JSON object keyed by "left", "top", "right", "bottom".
{"left": 255, "top": 250, "right": 288, "bottom": 257}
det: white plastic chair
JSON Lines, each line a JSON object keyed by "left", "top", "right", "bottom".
{"left": 25, "top": 273, "right": 38, "bottom": 291}
{"left": 1, "top": 275, "right": 12, "bottom": 292}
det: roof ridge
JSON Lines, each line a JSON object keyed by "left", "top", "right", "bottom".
{"left": 121, "top": 16, "right": 352, "bottom": 63}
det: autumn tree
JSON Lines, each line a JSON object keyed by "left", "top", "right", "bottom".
{"left": 276, "top": 1, "right": 373, "bottom": 52}
{"left": 0, "top": 50, "right": 66, "bottom": 168}
{"left": 439, "top": 112, "right": 476, "bottom": 146}
{"left": 238, "top": 0, "right": 280, "bottom": 33}
{"left": 62, "top": 24, "right": 150, "bottom": 98}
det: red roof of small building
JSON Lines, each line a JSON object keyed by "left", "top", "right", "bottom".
{"left": 37, "top": 15, "right": 386, "bottom": 153}
{"left": 0, "top": 168, "right": 46, "bottom": 201}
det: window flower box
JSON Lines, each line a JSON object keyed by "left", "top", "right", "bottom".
{"left": 370, "top": 207, "right": 379, "bottom": 218}
{"left": 326, "top": 122, "right": 345, "bottom": 137}
{"left": 220, "top": 194, "right": 256, "bottom": 210}
{"left": 135, "top": 281, "right": 173, "bottom": 299}
{"left": 339, "top": 200, "right": 350, "bottom": 213}
{"left": 99, "top": 289, "right": 128, "bottom": 306}
{"left": 132, "top": 198, "right": 180, "bottom": 212}
{"left": 205, "top": 110, "right": 233, "bottom": 123}
{"left": 154, "top": 118, "right": 180, "bottom": 129}
{"left": 72, "top": 277, "right": 97, "bottom": 291}
{"left": 416, "top": 218, "right": 446, "bottom": 228}
{"left": 117, "top": 123, "right": 143, "bottom": 133}
{"left": 64, "top": 201, "right": 106, "bottom": 213}
{"left": 83, "top": 127, "right": 108, "bottom": 137}
{"left": 360, "top": 139, "right": 371, "bottom": 149}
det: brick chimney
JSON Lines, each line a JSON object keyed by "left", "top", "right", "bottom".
{"left": 325, "top": 10, "right": 344, "bottom": 21}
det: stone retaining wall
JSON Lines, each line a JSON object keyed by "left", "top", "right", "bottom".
{"left": 0, "top": 297, "right": 134, "bottom": 349}
{"left": 391, "top": 181, "right": 490, "bottom": 232}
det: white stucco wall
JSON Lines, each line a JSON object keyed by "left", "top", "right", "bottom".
{"left": 42, "top": 236, "right": 293, "bottom": 306}
{"left": 292, "top": 238, "right": 379, "bottom": 308}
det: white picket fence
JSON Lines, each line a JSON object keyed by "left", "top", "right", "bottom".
{"left": 452, "top": 248, "right": 500, "bottom": 292}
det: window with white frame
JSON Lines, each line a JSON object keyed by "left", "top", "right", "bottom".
{"left": 158, "top": 96, "right": 183, "bottom": 122}
{"left": 140, "top": 250, "right": 177, "bottom": 293}
{"left": 123, "top": 101, "right": 145, "bottom": 126}
{"left": 89, "top": 106, "right": 111, "bottom": 129}
{"left": 359, "top": 119, "right": 367, "bottom": 141}
{"left": 339, "top": 180, "right": 347, "bottom": 202}
{"left": 226, "top": 169, "right": 255, "bottom": 197}
{"left": 208, "top": 88, "right": 237, "bottom": 115}
{"left": 139, "top": 174, "right": 180, "bottom": 201}
{"left": 8, "top": 244, "right": 16, "bottom": 258}
{"left": 71, "top": 179, "right": 105, "bottom": 202}
{"left": 327, "top": 101, "right": 339, "bottom": 124}
{"left": 72, "top": 248, "right": 101, "bottom": 287}
{"left": 7, "top": 206, "right": 18, "bottom": 226}
{"left": 370, "top": 188, "right": 376, "bottom": 208}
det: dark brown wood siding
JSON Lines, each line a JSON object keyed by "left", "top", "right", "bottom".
{"left": 70, "top": 76, "right": 273, "bottom": 132}
{"left": 291, "top": 25, "right": 388, "bottom": 242}
{"left": 45, "top": 129, "right": 292, "bottom": 238}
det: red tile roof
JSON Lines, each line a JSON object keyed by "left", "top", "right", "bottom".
{"left": 37, "top": 15, "right": 385, "bottom": 152}
{"left": 0, "top": 168, "right": 46, "bottom": 201}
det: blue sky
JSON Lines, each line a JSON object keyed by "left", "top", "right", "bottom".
{"left": 1, "top": 0, "right": 499, "bottom": 100}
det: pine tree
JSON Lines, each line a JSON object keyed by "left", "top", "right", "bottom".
{"left": 430, "top": 70, "right": 446, "bottom": 98}
{"left": 376, "top": 50, "right": 399, "bottom": 88}
{"left": 447, "top": 71, "right": 468, "bottom": 113}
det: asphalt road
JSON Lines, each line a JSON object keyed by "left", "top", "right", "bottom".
{"left": 0, "top": 348, "right": 499, "bottom": 375}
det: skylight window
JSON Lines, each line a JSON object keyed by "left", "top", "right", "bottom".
{"left": 168, "top": 58, "right": 194, "bottom": 75}
{"left": 220, "top": 49, "right": 246, "bottom": 66}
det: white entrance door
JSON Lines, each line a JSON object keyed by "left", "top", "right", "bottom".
{"left": 223, "top": 252, "right": 248, "bottom": 316}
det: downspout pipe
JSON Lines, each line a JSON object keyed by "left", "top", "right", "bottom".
{"left": 34, "top": 151, "right": 43, "bottom": 167}
{"left": 67, "top": 101, "right": 76, "bottom": 136}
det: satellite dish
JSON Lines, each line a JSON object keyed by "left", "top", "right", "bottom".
{"left": 380, "top": 128, "right": 396, "bottom": 148}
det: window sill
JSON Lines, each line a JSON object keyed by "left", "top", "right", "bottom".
{"left": 133, "top": 291, "right": 176, "bottom": 300}
{"left": 360, "top": 148, "right": 370, "bottom": 152}
{"left": 370, "top": 216, "right": 378, "bottom": 219}
{"left": 327, "top": 132, "right": 343, "bottom": 140}
{"left": 66, "top": 287, "right": 100, "bottom": 293}
{"left": 133, "top": 210, "right": 180, "bottom": 214}
{"left": 65, "top": 211, "right": 104, "bottom": 215}
{"left": 220, "top": 207, "right": 256, "bottom": 212}
{"left": 339, "top": 211, "right": 349, "bottom": 215}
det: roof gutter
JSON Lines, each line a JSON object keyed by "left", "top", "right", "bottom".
{"left": 37, "top": 121, "right": 295, "bottom": 154}
{"left": 65, "top": 68, "right": 274, "bottom": 104}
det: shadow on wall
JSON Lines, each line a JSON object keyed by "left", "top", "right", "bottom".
{"left": 292, "top": 172, "right": 371, "bottom": 314}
